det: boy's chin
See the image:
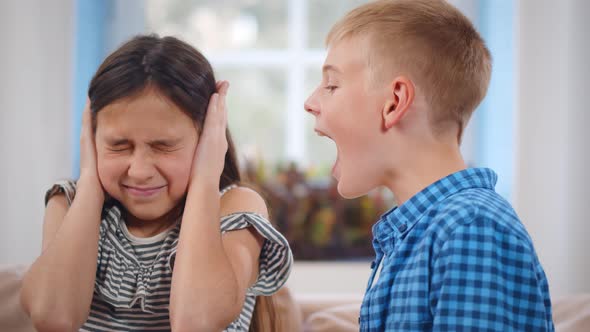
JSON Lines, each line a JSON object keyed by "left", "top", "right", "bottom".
{"left": 337, "top": 178, "right": 371, "bottom": 199}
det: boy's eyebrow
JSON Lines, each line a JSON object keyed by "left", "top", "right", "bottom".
{"left": 322, "top": 64, "right": 342, "bottom": 74}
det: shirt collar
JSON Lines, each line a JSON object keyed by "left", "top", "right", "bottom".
{"left": 372, "top": 168, "right": 498, "bottom": 253}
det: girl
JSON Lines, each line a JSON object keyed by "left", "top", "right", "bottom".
{"left": 20, "top": 35, "right": 293, "bottom": 332}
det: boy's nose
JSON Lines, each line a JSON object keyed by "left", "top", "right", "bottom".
{"left": 304, "top": 103, "right": 319, "bottom": 116}
{"left": 304, "top": 97, "right": 320, "bottom": 116}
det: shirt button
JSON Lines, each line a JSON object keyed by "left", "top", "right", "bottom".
{"left": 398, "top": 224, "right": 407, "bottom": 233}
{"left": 370, "top": 261, "right": 376, "bottom": 269}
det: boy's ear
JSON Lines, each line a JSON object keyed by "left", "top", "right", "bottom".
{"left": 382, "top": 76, "right": 415, "bottom": 130}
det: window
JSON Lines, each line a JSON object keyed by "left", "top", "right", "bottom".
{"left": 145, "top": 0, "right": 387, "bottom": 261}
{"left": 74, "top": 0, "right": 515, "bottom": 262}
{"left": 146, "top": 0, "right": 369, "bottom": 170}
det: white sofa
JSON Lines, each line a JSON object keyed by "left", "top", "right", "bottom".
{"left": 2, "top": 264, "right": 589, "bottom": 331}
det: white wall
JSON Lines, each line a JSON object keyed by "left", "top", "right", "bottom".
{"left": 515, "top": 0, "right": 590, "bottom": 297}
{"left": 104, "top": 0, "right": 146, "bottom": 54}
{"left": 0, "top": 0, "right": 74, "bottom": 265}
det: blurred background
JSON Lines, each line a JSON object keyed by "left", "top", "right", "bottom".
{"left": 0, "top": 0, "right": 588, "bottom": 298}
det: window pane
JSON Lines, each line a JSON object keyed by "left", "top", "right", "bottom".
{"left": 307, "top": 0, "right": 370, "bottom": 49}
{"left": 146, "top": 0, "right": 288, "bottom": 51}
{"left": 217, "top": 68, "right": 286, "bottom": 165}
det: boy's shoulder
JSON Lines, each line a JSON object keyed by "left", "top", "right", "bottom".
{"left": 436, "top": 185, "right": 517, "bottom": 224}
{"left": 424, "top": 186, "right": 535, "bottom": 253}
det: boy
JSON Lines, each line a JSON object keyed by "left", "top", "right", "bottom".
{"left": 304, "top": 0, "right": 553, "bottom": 331}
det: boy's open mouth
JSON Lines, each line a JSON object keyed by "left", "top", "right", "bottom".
{"left": 315, "top": 128, "right": 341, "bottom": 179}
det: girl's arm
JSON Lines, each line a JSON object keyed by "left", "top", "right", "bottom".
{"left": 170, "top": 82, "right": 264, "bottom": 331}
{"left": 170, "top": 185, "right": 265, "bottom": 332}
{"left": 20, "top": 103, "right": 104, "bottom": 332}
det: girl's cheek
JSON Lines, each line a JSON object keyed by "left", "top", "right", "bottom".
{"left": 97, "top": 158, "right": 126, "bottom": 181}
{"left": 158, "top": 155, "right": 192, "bottom": 179}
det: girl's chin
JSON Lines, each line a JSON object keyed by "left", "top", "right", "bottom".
{"left": 124, "top": 204, "right": 181, "bottom": 223}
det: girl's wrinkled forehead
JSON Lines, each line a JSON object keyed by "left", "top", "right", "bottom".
{"left": 94, "top": 90, "right": 198, "bottom": 139}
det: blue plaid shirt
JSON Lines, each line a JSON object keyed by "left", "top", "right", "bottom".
{"left": 360, "top": 168, "right": 554, "bottom": 331}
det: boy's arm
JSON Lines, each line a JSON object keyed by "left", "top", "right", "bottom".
{"left": 430, "top": 221, "right": 554, "bottom": 332}
{"left": 20, "top": 177, "right": 104, "bottom": 332}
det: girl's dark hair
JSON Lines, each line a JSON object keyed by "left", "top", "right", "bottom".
{"left": 88, "top": 34, "right": 239, "bottom": 190}
{"left": 87, "top": 34, "right": 278, "bottom": 331}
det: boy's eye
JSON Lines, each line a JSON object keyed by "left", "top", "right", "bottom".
{"left": 324, "top": 85, "right": 338, "bottom": 93}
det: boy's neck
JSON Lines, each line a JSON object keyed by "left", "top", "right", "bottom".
{"left": 384, "top": 144, "right": 467, "bottom": 206}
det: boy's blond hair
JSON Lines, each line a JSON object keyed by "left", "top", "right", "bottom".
{"left": 327, "top": 0, "right": 491, "bottom": 140}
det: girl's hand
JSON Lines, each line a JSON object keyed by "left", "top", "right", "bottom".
{"left": 189, "top": 81, "right": 230, "bottom": 189}
{"left": 79, "top": 99, "right": 104, "bottom": 198}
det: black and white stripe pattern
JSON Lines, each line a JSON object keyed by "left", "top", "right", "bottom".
{"left": 45, "top": 181, "right": 293, "bottom": 332}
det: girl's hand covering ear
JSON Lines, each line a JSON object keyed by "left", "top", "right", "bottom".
{"left": 189, "top": 81, "right": 230, "bottom": 188}
{"left": 79, "top": 99, "right": 104, "bottom": 199}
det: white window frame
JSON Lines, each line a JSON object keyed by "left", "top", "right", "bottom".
{"left": 205, "top": 0, "right": 325, "bottom": 167}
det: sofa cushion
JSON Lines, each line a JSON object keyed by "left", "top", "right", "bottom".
{"left": 553, "top": 294, "right": 590, "bottom": 332}
{"left": 299, "top": 293, "right": 590, "bottom": 332}
{"left": 251, "top": 286, "right": 303, "bottom": 331}
{"left": 3, "top": 263, "right": 590, "bottom": 332}
{"left": 0, "top": 264, "right": 303, "bottom": 332}
{"left": 303, "top": 303, "right": 360, "bottom": 332}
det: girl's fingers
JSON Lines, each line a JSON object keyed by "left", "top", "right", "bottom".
{"left": 207, "top": 81, "right": 228, "bottom": 129}
{"left": 80, "top": 100, "right": 95, "bottom": 155}
{"left": 218, "top": 81, "right": 229, "bottom": 96}
{"left": 219, "top": 85, "right": 228, "bottom": 126}
{"left": 200, "top": 83, "right": 229, "bottom": 149}
{"left": 215, "top": 80, "right": 229, "bottom": 127}
{"left": 216, "top": 80, "right": 229, "bottom": 94}
{"left": 81, "top": 100, "right": 92, "bottom": 135}
{"left": 79, "top": 98, "right": 98, "bottom": 175}
{"left": 206, "top": 93, "right": 219, "bottom": 126}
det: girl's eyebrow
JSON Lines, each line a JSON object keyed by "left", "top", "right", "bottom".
{"left": 148, "top": 138, "right": 182, "bottom": 146}
{"left": 105, "top": 138, "right": 130, "bottom": 146}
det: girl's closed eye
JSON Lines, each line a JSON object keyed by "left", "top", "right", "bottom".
{"left": 150, "top": 139, "right": 183, "bottom": 153}
{"left": 106, "top": 139, "right": 132, "bottom": 153}
{"left": 108, "top": 146, "right": 130, "bottom": 153}
{"left": 153, "top": 144, "right": 181, "bottom": 153}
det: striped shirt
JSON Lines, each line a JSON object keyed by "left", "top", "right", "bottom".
{"left": 45, "top": 181, "right": 293, "bottom": 332}
{"left": 360, "top": 168, "right": 554, "bottom": 331}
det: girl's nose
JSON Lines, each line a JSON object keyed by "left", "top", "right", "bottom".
{"left": 127, "top": 153, "right": 156, "bottom": 182}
